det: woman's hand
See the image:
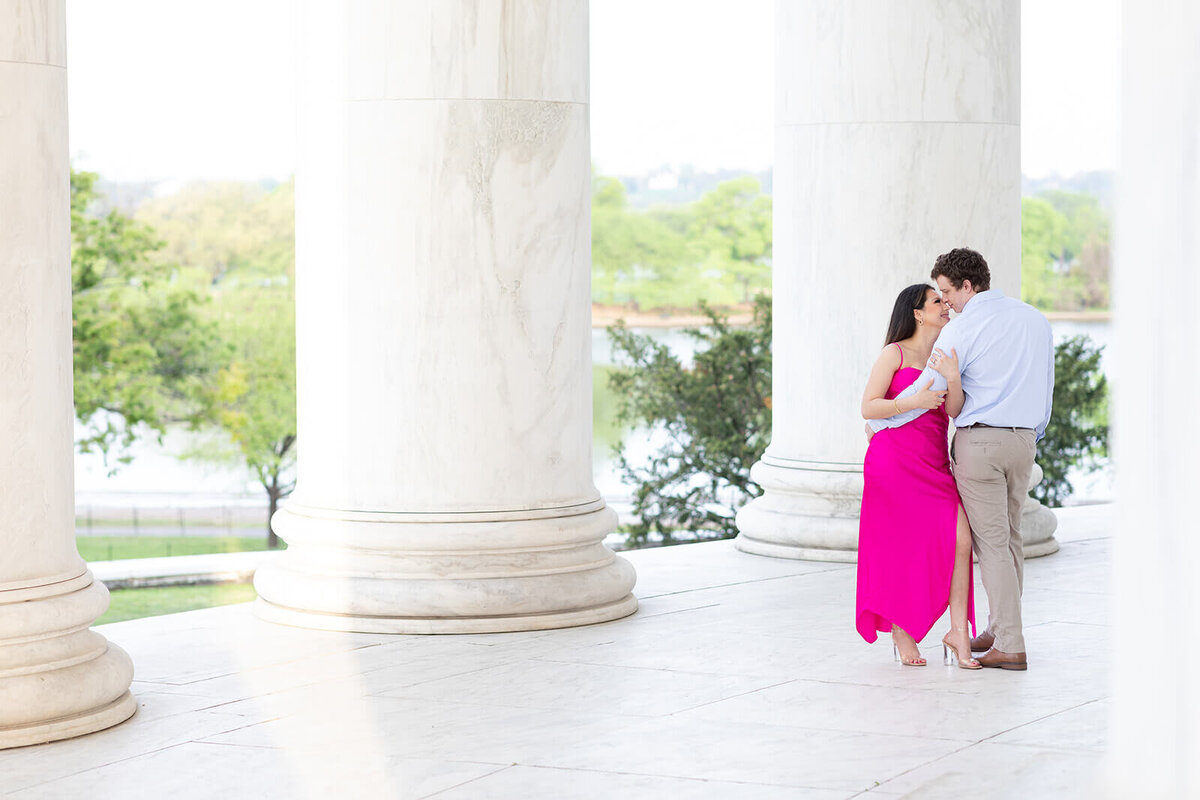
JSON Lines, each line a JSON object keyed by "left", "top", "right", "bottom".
{"left": 912, "top": 377, "right": 947, "bottom": 410}
{"left": 931, "top": 347, "right": 960, "bottom": 382}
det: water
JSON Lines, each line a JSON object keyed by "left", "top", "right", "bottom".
{"left": 592, "top": 327, "right": 703, "bottom": 369}
{"left": 75, "top": 422, "right": 265, "bottom": 511}
{"left": 1050, "top": 318, "right": 1111, "bottom": 366}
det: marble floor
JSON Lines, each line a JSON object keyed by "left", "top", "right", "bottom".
{"left": 1, "top": 506, "right": 1112, "bottom": 799}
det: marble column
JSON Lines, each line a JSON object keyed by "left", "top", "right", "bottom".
{"left": 1107, "top": 2, "right": 1200, "bottom": 795}
{"left": 254, "top": 0, "right": 637, "bottom": 633}
{"left": 737, "top": 0, "right": 1057, "bottom": 561}
{"left": 0, "top": 0, "right": 135, "bottom": 748}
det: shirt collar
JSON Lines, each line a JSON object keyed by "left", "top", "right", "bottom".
{"left": 960, "top": 287, "right": 1005, "bottom": 315}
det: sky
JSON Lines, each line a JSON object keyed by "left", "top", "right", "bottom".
{"left": 64, "top": 0, "right": 1119, "bottom": 184}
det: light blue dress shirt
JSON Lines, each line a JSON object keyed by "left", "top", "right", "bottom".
{"left": 868, "top": 288, "right": 1055, "bottom": 441}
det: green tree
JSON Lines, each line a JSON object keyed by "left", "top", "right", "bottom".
{"left": 1035, "top": 336, "right": 1109, "bottom": 507}
{"left": 205, "top": 285, "right": 296, "bottom": 546}
{"left": 1040, "top": 190, "right": 1111, "bottom": 310}
{"left": 1072, "top": 238, "right": 1111, "bottom": 310}
{"left": 135, "top": 179, "right": 295, "bottom": 283}
{"left": 1038, "top": 190, "right": 1110, "bottom": 257}
{"left": 131, "top": 175, "right": 299, "bottom": 543}
{"left": 687, "top": 177, "right": 772, "bottom": 304}
{"left": 1021, "top": 191, "right": 1111, "bottom": 312}
{"left": 591, "top": 176, "right": 690, "bottom": 308}
{"left": 607, "top": 295, "right": 772, "bottom": 544}
{"left": 591, "top": 173, "right": 773, "bottom": 311}
{"left": 71, "top": 170, "right": 227, "bottom": 463}
{"left": 1020, "top": 196, "right": 1070, "bottom": 311}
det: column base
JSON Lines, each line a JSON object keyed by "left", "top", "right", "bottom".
{"left": 734, "top": 458, "right": 863, "bottom": 562}
{"left": 255, "top": 595, "right": 638, "bottom": 635}
{"left": 0, "top": 577, "right": 137, "bottom": 750}
{"left": 1020, "top": 464, "right": 1060, "bottom": 557}
{"left": 735, "top": 457, "right": 1060, "bottom": 561}
{"left": 0, "top": 691, "right": 136, "bottom": 750}
{"left": 255, "top": 501, "right": 638, "bottom": 634}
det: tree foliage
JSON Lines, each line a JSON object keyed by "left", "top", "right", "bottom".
{"left": 1020, "top": 191, "right": 1110, "bottom": 311}
{"left": 1020, "top": 196, "right": 1069, "bottom": 310}
{"left": 139, "top": 178, "right": 301, "bottom": 544}
{"left": 135, "top": 179, "right": 295, "bottom": 283}
{"left": 687, "top": 176, "right": 772, "bottom": 303}
{"left": 1035, "top": 336, "right": 1109, "bottom": 507}
{"left": 592, "top": 175, "right": 772, "bottom": 310}
{"left": 71, "top": 170, "right": 227, "bottom": 463}
{"left": 592, "top": 176, "right": 690, "bottom": 308}
{"left": 607, "top": 295, "right": 772, "bottom": 544}
{"left": 209, "top": 286, "right": 297, "bottom": 546}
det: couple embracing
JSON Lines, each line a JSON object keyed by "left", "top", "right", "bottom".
{"left": 855, "top": 248, "right": 1054, "bottom": 671}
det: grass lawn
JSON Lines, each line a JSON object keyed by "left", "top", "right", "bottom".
{"left": 98, "top": 583, "right": 259, "bottom": 625}
{"left": 77, "top": 536, "right": 278, "bottom": 562}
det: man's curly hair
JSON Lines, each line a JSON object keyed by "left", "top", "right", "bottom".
{"left": 931, "top": 248, "right": 991, "bottom": 291}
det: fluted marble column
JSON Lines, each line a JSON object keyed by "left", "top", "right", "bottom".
{"left": 1107, "top": 2, "right": 1199, "bottom": 795}
{"left": 254, "top": 0, "right": 637, "bottom": 633}
{"left": 0, "top": 0, "right": 135, "bottom": 748}
{"left": 737, "top": 0, "right": 1057, "bottom": 561}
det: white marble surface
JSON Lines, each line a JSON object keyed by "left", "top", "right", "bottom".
{"left": 0, "top": 0, "right": 65, "bottom": 65}
{"left": 259, "top": 0, "right": 634, "bottom": 632}
{"left": 0, "top": 0, "right": 134, "bottom": 749}
{"left": 0, "top": 61, "right": 75, "bottom": 587}
{"left": 738, "top": 0, "right": 1024, "bottom": 559}
{"left": 1108, "top": 2, "right": 1200, "bottom": 796}
{"left": 291, "top": 99, "right": 594, "bottom": 513}
{"left": 90, "top": 551, "right": 283, "bottom": 589}
{"left": 777, "top": 0, "right": 1019, "bottom": 125}
{"left": 2, "top": 506, "right": 1113, "bottom": 798}
{"left": 299, "top": 0, "right": 587, "bottom": 103}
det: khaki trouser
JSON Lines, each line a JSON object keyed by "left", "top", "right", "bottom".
{"left": 951, "top": 426, "right": 1036, "bottom": 653}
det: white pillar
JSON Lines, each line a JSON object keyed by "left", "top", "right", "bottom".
{"left": 737, "top": 0, "right": 1056, "bottom": 561}
{"left": 0, "top": 0, "right": 135, "bottom": 748}
{"left": 254, "top": 0, "right": 637, "bottom": 633}
{"left": 1107, "top": 2, "right": 1200, "bottom": 795}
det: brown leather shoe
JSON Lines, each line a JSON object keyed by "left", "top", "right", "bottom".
{"left": 970, "top": 631, "right": 995, "bottom": 653}
{"left": 977, "top": 648, "right": 1028, "bottom": 671}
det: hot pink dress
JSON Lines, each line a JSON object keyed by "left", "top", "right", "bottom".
{"left": 856, "top": 348, "right": 974, "bottom": 643}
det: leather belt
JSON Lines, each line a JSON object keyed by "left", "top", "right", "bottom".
{"left": 958, "top": 423, "right": 1033, "bottom": 432}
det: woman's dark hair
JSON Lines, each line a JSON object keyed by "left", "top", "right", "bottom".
{"left": 884, "top": 283, "right": 933, "bottom": 345}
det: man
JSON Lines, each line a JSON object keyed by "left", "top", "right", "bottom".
{"left": 870, "top": 248, "right": 1054, "bottom": 670}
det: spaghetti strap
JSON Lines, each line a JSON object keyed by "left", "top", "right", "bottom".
{"left": 892, "top": 342, "right": 904, "bottom": 369}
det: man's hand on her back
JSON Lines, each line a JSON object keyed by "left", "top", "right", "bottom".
{"left": 913, "top": 377, "right": 947, "bottom": 410}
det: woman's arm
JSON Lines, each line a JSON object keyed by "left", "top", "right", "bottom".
{"left": 861, "top": 347, "right": 947, "bottom": 420}
{"left": 932, "top": 347, "right": 964, "bottom": 417}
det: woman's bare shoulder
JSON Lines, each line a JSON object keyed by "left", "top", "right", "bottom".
{"left": 873, "top": 343, "right": 904, "bottom": 370}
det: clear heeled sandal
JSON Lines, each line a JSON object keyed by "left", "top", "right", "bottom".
{"left": 942, "top": 628, "right": 982, "bottom": 670}
{"left": 891, "top": 627, "right": 927, "bottom": 666}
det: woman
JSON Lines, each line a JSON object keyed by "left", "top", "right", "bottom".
{"left": 856, "top": 283, "right": 979, "bottom": 669}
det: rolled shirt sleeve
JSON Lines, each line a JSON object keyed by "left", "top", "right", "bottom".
{"left": 867, "top": 326, "right": 958, "bottom": 433}
{"left": 867, "top": 365, "right": 946, "bottom": 432}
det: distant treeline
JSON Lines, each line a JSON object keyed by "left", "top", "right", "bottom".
{"left": 107, "top": 167, "right": 1110, "bottom": 314}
